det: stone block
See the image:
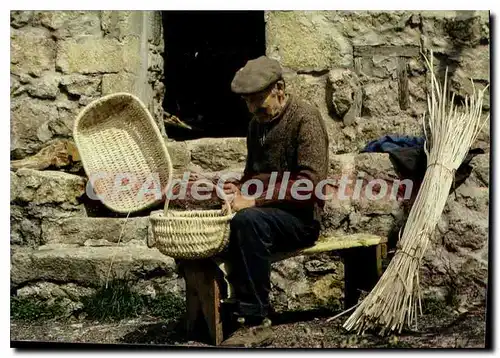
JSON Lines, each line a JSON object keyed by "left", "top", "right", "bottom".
{"left": 265, "top": 11, "right": 352, "bottom": 71}
{"left": 60, "top": 74, "right": 101, "bottom": 97}
{"left": 56, "top": 37, "right": 140, "bottom": 74}
{"left": 362, "top": 80, "right": 401, "bottom": 117}
{"left": 33, "top": 11, "right": 101, "bottom": 39}
{"left": 42, "top": 216, "right": 148, "bottom": 245}
{"left": 10, "top": 98, "right": 59, "bottom": 159}
{"left": 326, "top": 69, "right": 361, "bottom": 119}
{"left": 27, "top": 72, "right": 61, "bottom": 100}
{"left": 187, "top": 137, "right": 247, "bottom": 171}
{"left": 165, "top": 140, "right": 191, "bottom": 171}
{"left": 327, "top": 11, "right": 421, "bottom": 47}
{"left": 10, "top": 246, "right": 177, "bottom": 287}
{"left": 11, "top": 28, "right": 56, "bottom": 76}
{"left": 101, "top": 72, "right": 137, "bottom": 95}
{"left": 11, "top": 11, "right": 33, "bottom": 28}
{"left": 101, "top": 10, "right": 143, "bottom": 41}
{"left": 12, "top": 168, "right": 85, "bottom": 206}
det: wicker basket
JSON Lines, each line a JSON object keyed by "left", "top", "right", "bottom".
{"left": 73, "top": 93, "right": 173, "bottom": 214}
{"left": 150, "top": 183, "right": 234, "bottom": 259}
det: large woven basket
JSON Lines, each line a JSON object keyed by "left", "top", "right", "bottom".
{"left": 73, "top": 93, "right": 173, "bottom": 214}
{"left": 149, "top": 183, "right": 234, "bottom": 259}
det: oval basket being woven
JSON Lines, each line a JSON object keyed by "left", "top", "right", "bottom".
{"left": 150, "top": 183, "right": 234, "bottom": 259}
{"left": 73, "top": 93, "right": 173, "bottom": 214}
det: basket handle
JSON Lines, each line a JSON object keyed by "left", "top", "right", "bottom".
{"left": 163, "top": 179, "right": 233, "bottom": 216}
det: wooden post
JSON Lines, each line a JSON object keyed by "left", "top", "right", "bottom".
{"left": 397, "top": 57, "right": 409, "bottom": 110}
{"left": 183, "top": 260, "right": 224, "bottom": 346}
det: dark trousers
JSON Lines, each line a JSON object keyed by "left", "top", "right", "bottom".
{"left": 222, "top": 206, "right": 320, "bottom": 319}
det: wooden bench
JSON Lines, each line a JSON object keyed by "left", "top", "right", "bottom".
{"left": 182, "top": 233, "right": 387, "bottom": 346}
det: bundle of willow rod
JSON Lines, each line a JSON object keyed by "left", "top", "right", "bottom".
{"left": 343, "top": 50, "right": 489, "bottom": 335}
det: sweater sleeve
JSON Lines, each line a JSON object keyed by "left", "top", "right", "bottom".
{"left": 254, "top": 108, "right": 329, "bottom": 208}
{"left": 236, "top": 120, "right": 256, "bottom": 188}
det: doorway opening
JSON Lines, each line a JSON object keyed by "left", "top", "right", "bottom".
{"left": 162, "top": 11, "right": 266, "bottom": 140}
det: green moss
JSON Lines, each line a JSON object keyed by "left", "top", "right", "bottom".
{"left": 81, "top": 279, "right": 185, "bottom": 322}
{"left": 11, "top": 296, "right": 67, "bottom": 322}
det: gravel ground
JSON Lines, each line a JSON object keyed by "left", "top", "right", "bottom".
{"left": 11, "top": 304, "right": 488, "bottom": 349}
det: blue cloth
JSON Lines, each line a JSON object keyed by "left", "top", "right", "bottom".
{"left": 362, "top": 135, "right": 425, "bottom": 153}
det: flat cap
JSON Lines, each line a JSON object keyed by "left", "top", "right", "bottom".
{"left": 231, "top": 56, "right": 283, "bottom": 94}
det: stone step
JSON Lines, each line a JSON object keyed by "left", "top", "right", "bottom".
{"left": 42, "top": 216, "right": 149, "bottom": 246}
{"left": 11, "top": 245, "right": 177, "bottom": 288}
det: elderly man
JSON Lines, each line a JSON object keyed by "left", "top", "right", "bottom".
{"left": 221, "top": 56, "right": 329, "bottom": 346}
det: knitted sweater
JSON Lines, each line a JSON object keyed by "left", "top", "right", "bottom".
{"left": 237, "top": 95, "right": 329, "bottom": 224}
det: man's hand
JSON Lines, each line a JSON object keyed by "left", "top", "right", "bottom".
{"left": 231, "top": 192, "right": 255, "bottom": 212}
{"left": 223, "top": 182, "right": 240, "bottom": 195}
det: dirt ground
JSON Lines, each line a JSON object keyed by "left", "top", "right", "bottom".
{"left": 11, "top": 304, "right": 488, "bottom": 349}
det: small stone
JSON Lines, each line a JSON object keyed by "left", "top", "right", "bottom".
{"left": 327, "top": 68, "right": 361, "bottom": 119}
{"left": 27, "top": 73, "right": 60, "bottom": 100}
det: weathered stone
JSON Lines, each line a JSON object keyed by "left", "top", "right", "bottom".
{"left": 320, "top": 197, "right": 353, "bottom": 235}
{"left": 60, "top": 74, "right": 101, "bottom": 97}
{"left": 101, "top": 11, "right": 143, "bottom": 41}
{"left": 56, "top": 37, "right": 140, "bottom": 74}
{"left": 27, "top": 72, "right": 61, "bottom": 99}
{"left": 265, "top": 11, "right": 352, "bottom": 71}
{"left": 148, "top": 11, "right": 163, "bottom": 46}
{"left": 148, "top": 52, "right": 163, "bottom": 72}
{"left": 347, "top": 212, "right": 396, "bottom": 237}
{"left": 11, "top": 28, "right": 56, "bottom": 76}
{"left": 187, "top": 137, "right": 247, "bottom": 171}
{"left": 420, "top": 11, "right": 489, "bottom": 51}
{"left": 101, "top": 72, "right": 137, "bottom": 95}
{"left": 165, "top": 140, "right": 191, "bottom": 171}
{"left": 304, "top": 255, "right": 342, "bottom": 275}
{"left": 17, "top": 282, "right": 96, "bottom": 302}
{"left": 10, "top": 205, "right": 42, "bottom": 247}
{"left": 455, "top": 182, "right": 489, "bottom": 213}
{"left": 453, "top": 45, "right": 490, "bottom": 82}
{"left": 353, "top": 115, "right": 424, "bottom": 151}
{"left": 11, "top": 11, "right": 33, "bottom": 28}
{"left": 442, "top": 200, "right": 488, "bottom": 252}
{"left": 311, "top": 273, "right": 344, "bottom": 308}
{"left": 42, "top": 216, "right": 149, "bottom": 245}
{"left": 335, "top": 11, "right": 422, "bottom": 47}
{"left": 362, "top": 80, "right": 401, "bottom": 117}
{"left": 131, "top": 276, "right": 186, "bottom": 298}
{"left": 10, "top": 98, "right": 59, "bottom": 159}
{"left": 11, "top": 169, "right": 86, "bottom": 205}
{"left": 11, "top": 246, "right": 177, "bottom": 287}
{"left": 326, "top": 69, "right": 361, "bottom": 120}
{"left": 355, "top": 153, "right": 398, "bottom": 181}
{"left": 33, "top": 11, "right": 101, "bottom": 39}
{"left": 470, "top": 153, "right": 490, "bottom": 187}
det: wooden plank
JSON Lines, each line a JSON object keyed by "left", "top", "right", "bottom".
{"left": 397, "top": 57, "right": 409, "bottom": 110}
{"left": 354, "top": 45, "right": 421, "bottom": 58}
{"left": 271, "top": 234, "right": 386, "bottom": 262}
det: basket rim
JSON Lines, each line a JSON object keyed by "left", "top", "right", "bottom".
{"left": 150, "top": 211, "right": 234, "bottom": 222}
{"left": 73, "top": 92, "right": 174, "bottom": 214}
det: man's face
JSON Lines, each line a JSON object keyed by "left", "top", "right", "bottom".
{"left": 242, "top": 85, "right": 279, "bottom": 122}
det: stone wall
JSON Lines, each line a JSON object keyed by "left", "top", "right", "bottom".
{"left": 265, "top": 10, "right": 490, "bottom": 154}
{"left": 10, "top": 10, "right": 165, "bottom": 160}
{"left": 10, "top": 11, "right": 490, "bottom": 316}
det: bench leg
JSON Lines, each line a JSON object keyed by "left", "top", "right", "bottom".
{"left": 343, "top": 243, "right": 384, "bottom": 309}
{"left": 183, "top": 260, "right": 224, "bottom": 346}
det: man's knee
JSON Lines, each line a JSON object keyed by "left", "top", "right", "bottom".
{"left": 230, "top": 207, "right": 265, "bottom": 230}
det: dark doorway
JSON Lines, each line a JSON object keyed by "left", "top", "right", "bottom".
{"left": 162, "top": 11, "right": 266, "bottom": 140}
